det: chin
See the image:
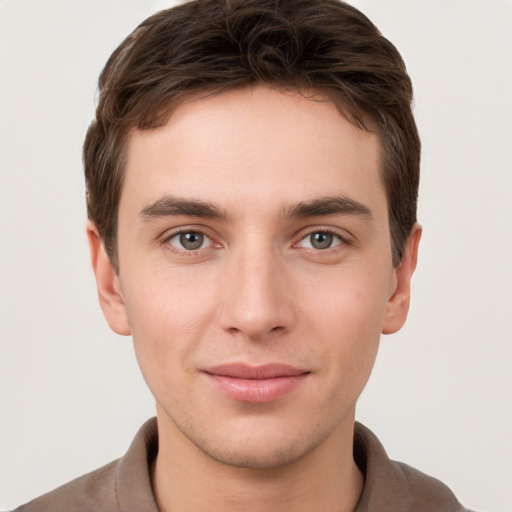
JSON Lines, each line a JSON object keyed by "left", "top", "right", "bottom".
{"left": 180, "top": 417, "right": 336, "bottom": 470}
{"left": 196, "top": 438, "right": 318, "bottom": 470}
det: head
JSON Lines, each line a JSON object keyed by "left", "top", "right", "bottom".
{"left": 84, "top": 0, "right": 420, "bottom": 273}
{"left": 85, "top": 0, "right": 422, "bottom": 471}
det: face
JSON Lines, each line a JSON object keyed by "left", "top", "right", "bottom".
{"left": 90, "top": 86, "right": 419, "bottom": 469}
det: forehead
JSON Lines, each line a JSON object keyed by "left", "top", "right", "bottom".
{"left": 121, "top": 86, "right": 385, "bottom": 219}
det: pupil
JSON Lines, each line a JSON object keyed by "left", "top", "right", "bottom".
{"left": 180, "top": 232, "right": 204, "bottom": 250}
{"left": 312, "top": 232, "right": 333, "bottom": 249}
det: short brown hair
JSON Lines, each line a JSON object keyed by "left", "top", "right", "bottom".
{"left": 84, "top": 0, "right": 420, "bottom": 271}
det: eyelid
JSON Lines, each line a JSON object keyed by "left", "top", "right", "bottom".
{"left": 160, "top": 225, "right": 222, "bottom": 253}
{"left": 292, "top": 226, "right": 354, "bottom": 249}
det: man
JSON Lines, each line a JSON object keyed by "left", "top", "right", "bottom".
{"left": 14, "top": 0, "right": 470, "bottom": 510}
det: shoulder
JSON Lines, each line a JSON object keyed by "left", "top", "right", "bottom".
{"left": 354, "top": 422, "right": 470, "bottom": 512}
{"left": 392, "top": 459, "right": 470, "bottom": 512}
{"left": 13, "top": 459, "right": 119, "bottom": 512}
{"left": 12, "top": 418, "right": 159, "bottom": 512}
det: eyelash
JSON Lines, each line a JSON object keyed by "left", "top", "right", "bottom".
{"left": 161, "top": 228, "right": 215, "bottom": 254}
{"left": 294, "top": 228, "right": 351, "bottom": 252}
{"left": 161, "top": 226, "right": 351, "bottom": 256}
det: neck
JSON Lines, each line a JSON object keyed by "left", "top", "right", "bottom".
{"left": 152, "top": 411, "right": 363, "bottom": 512}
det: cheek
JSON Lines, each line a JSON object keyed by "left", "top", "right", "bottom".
{"left": 302, "top": 267, "right": 390, "bottom": 387}
{"left": 123, "top": 260, "right": 218, "bottom": 330}
{"left": 303, "top": 262, "right": 391, "bottom": 335}
{"left": 121, "top": 267, "right": 217, "bottom": 391}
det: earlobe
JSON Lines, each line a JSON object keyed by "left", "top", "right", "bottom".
{"left": 382, "top": 224, "right": 422, "bottom": 335}
{"left": 86, "top": 221, "right": 131, "bottom": 336}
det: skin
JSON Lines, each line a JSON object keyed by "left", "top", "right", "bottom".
{"left": 88, "top": 86, "right": 421, "bottom": 512}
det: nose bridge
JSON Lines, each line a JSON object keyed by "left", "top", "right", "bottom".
{"left": 219, "top": 237, "right": 294, "bottom": 340}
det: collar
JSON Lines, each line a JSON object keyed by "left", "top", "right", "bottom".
{"left": 115, "top": 418, "right": 465, "bottom": 512}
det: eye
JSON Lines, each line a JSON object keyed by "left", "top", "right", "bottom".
{"left": 167, "top": 231, "right": 211, "bottom": 251}
{"left": 298, "top": 231, "right": 343, "bottom": 250}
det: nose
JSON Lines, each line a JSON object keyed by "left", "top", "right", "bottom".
{"left": 218, "top": 245, "right": 296, "bottom": 342}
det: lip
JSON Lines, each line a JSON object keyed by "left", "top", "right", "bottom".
{"left": 202, "top": 363, "right": 310, "bottom": 403}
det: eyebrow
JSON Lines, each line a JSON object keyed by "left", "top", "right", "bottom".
{"left": 139, "top": 196, "right": 229, "bottom": 221}
{"left": 282, "top": 196, "right": 373, "bottom": 220}
{"left": 139, "top": 194, "right": 373, "bottom": 222}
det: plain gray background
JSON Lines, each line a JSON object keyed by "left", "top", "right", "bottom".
{"left": 1, "top": 1, "right": 511, "bottom": 510}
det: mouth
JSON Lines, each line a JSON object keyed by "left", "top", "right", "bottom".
{"left": 202, "top": 363, "right": 311, "bottom": 403}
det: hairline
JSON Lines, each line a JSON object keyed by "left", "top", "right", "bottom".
{"left": 102, "top": 83, "right": 392, "bottom": 274}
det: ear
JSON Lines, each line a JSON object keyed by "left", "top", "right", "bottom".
{"left": 382, "top": 224, "right": 422, "bottom": 335}
{"left": 86, "top": 221, "right": 131, "bottom": 336}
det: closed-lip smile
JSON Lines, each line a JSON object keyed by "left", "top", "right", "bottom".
{"left": 202, "top": 363, "right": 310, "bottom": 403}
